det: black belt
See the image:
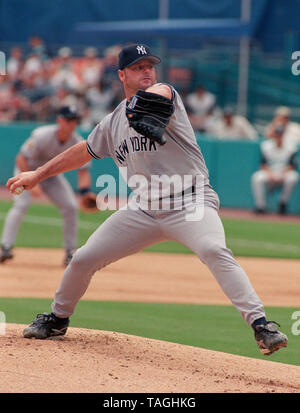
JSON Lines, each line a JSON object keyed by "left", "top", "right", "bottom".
{"left": 159, "top": 185, "right": 195, "bottom": 200}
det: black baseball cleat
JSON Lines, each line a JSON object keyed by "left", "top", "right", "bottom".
{"left": 254, "top": 321, "right": 288, "bottom": 355}
{"left": 0, "top": 246, "right": 13, "bottom": 263}
{"left": 23, "top": 312, "right": 70, "bottom": 339}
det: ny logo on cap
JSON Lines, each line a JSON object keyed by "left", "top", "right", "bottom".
{"left": 136, "top": 45, "right": 147, "bottom": 55}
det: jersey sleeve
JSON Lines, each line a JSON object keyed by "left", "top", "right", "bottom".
{"left": 165, "top": 86, "right": 197, "bottom": 144}
{"left": 86, "top": 117, "right": 112, "bottom": 159}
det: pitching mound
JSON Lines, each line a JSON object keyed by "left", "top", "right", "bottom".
{"left": 1, "top": 324, "right": 299, "bottom": 393}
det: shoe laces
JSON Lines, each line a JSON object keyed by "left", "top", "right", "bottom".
{"left": 268, "top": 321, "right": 280, "bottom": 327}
{"left": 261, "top": 321, "right": 280, "bottom": 333}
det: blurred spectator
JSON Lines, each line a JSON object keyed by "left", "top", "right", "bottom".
{"left": 48, "top": 47, "right": 81, "bottom": 92}
{"left": 48, "top": 47, "right": 74, "bottom": 79}
{"left": 265, "top": 106, "right": 300, "bottom": 146}
{"left": 209, "top": 106, "right": 258, "bottom": 140}
{"left": 22, "top": 50, "right": 43, "bottom": 78}
{"left": 50, "top": 48, "right": 81, "bottom": 93}
{"left": 78, "top": 47, "right": 103, "bottom": 88}
{"left": 28, "top": 36, "right": 49, "bottom": 62}
{"left": 101, "top": 45, "right": 122, "bottom": 90}
{"left": 49, "top": 87, "right": 85, "bottom": 116}
{"left": 0, "top": 80, "right": 31, "bottom": 121}
{"left": 7, "top": 47, "right": 23, "bottom": 80}
{"left": 186, "top": 85, "right": 218, "bottom": 132}
{"left": 1, "top": 42, "right": 105, "bottom": 124}
{"left": 82, "top": 79, "right": 115, "bottom": 130}
{"left": 251, "top": 124, "right": 299, "bottom": 215}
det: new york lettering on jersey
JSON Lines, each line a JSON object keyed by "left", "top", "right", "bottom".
{"left": 114, "top": 136, "right": 157, "bottom": 164}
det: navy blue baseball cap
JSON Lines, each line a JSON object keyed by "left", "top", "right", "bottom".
{"left": 58, "top": 105, "right": 81, "bottom": 120}
{"left": 118, "top": 44, "right": 161, "bottom": 70}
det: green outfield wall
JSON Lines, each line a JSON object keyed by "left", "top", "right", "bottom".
{"left": 1, "top": 123, "right": 300, "bottom": 214}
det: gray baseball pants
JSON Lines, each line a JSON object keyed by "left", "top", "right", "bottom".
{"left": 1, "top": 174, "right": 78, "bottom": 252}
{"left": 52, "top": 205, "right": 265, "bottom": 326}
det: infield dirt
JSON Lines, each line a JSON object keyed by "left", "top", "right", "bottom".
{"left": 1, "top": 248, "right": 300, "bottom": 393}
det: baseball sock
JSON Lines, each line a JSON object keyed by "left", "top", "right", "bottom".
{"left": 51, "top": 312, "right": 69, "bottom": 321}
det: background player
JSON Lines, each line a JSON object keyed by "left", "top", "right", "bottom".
{"left": 0, "top": 105, "right": 92, "bottom": 266}
{"left": 251, "top": 123, "right": 299, "bottom": 215}
{"left": 7, "top": 44, "right": 288, "bottom": 356}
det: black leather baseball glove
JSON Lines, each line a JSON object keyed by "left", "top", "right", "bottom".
{"left": 126, "top": 89, "right": 175, "bottom": 146}
{"left": 79, "top": 192, "right": 98, "bottom": 213}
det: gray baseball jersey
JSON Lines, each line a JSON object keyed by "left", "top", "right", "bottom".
{"left": 86, "top": 86, "right": 219, "bottom": 211}
{"left": 51, "top": 85, "right": 266, "bottom": 328}
{"left": 20, "top": 124, "right": 90, "bottom": 171}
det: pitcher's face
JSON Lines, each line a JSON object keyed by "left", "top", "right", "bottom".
{"left": 118, "top": 58, "right": 157, "bottom": 98}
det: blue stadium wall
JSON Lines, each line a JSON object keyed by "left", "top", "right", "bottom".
{"left": 1, "top": 123, "right": 300, "bottom": 214}
{"left": 0, "top": 0, "right": 300, "bottom": 53}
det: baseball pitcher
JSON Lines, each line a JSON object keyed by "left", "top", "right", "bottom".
{"left": 7, "top": 44, "right": 287, "bottom": 355}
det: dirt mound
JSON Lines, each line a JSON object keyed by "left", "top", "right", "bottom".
{"left": 1, "top": 248, "right": 300, "bottom": 394}
{"left": 1, "top": 324, "right": 299, "bottom": 393}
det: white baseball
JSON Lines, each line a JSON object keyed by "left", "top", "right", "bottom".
{"left": 13, "top": 186, "right": 24, "bottom": 195}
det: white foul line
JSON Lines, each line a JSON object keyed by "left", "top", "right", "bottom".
{"left": 0, "top": 212, "right": 98, "bottom": 231}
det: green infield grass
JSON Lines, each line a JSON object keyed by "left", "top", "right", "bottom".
{"left": 0, "top": 199, "right": 300, "bottom": 258}
{"left": 0, "top": 297, "right": 297, "bottom": 366}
